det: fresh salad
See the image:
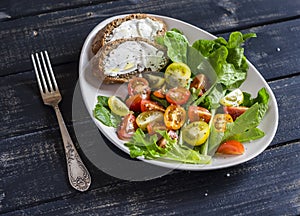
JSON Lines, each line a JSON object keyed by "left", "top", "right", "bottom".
{"left": 93, "top": 30, "right": 269, "bottom": 164}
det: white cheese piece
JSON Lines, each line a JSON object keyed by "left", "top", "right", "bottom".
{"left": 103, "top": 41, "right": 167, "bottom": 77}
{"left": 107, "top": 18, "right": 163, "bottom": 43}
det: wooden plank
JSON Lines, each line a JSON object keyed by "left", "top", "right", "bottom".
{"left": 0, "top": 127, "right": 120, "bottom": 214}
{"left": 0, "top": 0, "right": 300, "bottom": 77}
{"left": 0, "top": 62, "right": 83, "bottom": 140}
{"left": 0, "top": 0, "right": 115, "bottom": 20}
{"left": 0, "top": 0, "right": 299, "bottom": 22}
{"left": 1, "top": 64, "right": 299, "bottom": 143}
{"left": 1, "top": 138, "right": 299, "bottom": 215}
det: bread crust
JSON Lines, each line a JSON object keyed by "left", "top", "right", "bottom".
{"left": 91, "top": 13, "right": 167, "bottom": 54}
{"left": 92, "top": 37, "right": 169, "bottom": 84}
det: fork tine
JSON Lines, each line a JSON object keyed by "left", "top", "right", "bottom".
{"left": 31, "top": 53, "right": 45, "bottom": 94}
{"left": 34, "top": 52, "right": 49, "bottom": 93}
{"left": 44, "top": 51, "right": 58, "bottom": 91}
{"left": 40, "top": 51, "right": 54, "bottom": 92}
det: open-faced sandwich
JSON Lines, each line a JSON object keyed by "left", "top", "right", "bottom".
{"left": 91, "top": 14, "right": 169, "bottom": 84}
{"left": 91, "top": 13, "right": 167, "bottom": 54}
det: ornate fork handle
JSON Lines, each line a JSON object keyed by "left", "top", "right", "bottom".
{"left": 54, "top": 105, "right": 91, "bottom": 192}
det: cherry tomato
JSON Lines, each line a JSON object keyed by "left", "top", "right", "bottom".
{"left": 108, "top": 96, "right": 130, "bottom": 116}
{"left": 128, "top": 77, "right": 150, "bottom": 96}
{"left": 165, "top": 62, "right": 191, "bottom": 88}
{"left": 213, "top": 114, "right": 233, "bottom": 132}
{"left": 166, "top": 87, "right": 191, "bottom": 105}
{"left": 153, "top": 88, "right": 166, "bottom": 99}
{"left": 217, "top": 140, "right": 245, "bottom": 155}
{"left": 125, "top": 94, "right": 142, "bottom": 112}
{"left": 223, "top": 106, "right": 248, "bottom": 120}
{"left": 188, "top": 106, "right": 212, "bottom": 123}
{"left": 182, "top": 121, "right": 210, "bottom": 146}
{"left": 190, "top": 74, "right": 209, "bottom": 96}
{"left": 140, "top": 99, "right": 165, "bottom": 112}
{"left": 164, "top": 104, "right": 186, "bottom": 130}
{"left": 136, "top": 111, "right": 164, "bottom": 131}
{"left": 144, "top": 74, "right": 165, "bottom": 89}
{"left": 117, "top": 113, "right": 138, "bottom": 141}
{"left": 220, "top": 89, "right": 244, "bottom": 107}
{"left": 147, "top": 121, "right": 166, "bottom": 135}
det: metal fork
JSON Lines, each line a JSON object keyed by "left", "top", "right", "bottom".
{"left": 31, "top": 51, "right": 91, "bottom": 192}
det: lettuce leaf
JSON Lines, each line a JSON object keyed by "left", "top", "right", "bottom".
{"left": 125, "top": 129, "right": 211, "bottom": 164}
{"left": 93, "top": 96, "right": 121, "bottom": 128}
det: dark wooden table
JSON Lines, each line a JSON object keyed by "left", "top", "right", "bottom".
{"left": 1, "top": 0, "right": 300, "bottom": 215}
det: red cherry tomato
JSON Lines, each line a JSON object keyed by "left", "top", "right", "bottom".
{"left": 140, "top": 99, "right": 165, "bottom": 112}
{"left": 217, "top": 140, "right": 245, "bottom": 155}
{"left": 166, "top": 87, "right": 191, "bottom": 105}
{"left": 164, "top": 104, "right": 186, "bottom": 130}
{"left": 153, "top": 88, "right": 166, "bottom": 99}
{"left": 128, "top": 77, "right": 149, "bottom": 96}
{"left": 188, "top": 106, "right": 212, "bottom": 123}
{"left": 190, "top": 74, "right": 209, "bottom": 96}
{"left": 223, "top": 106, "right": 249, "bottom": 120}
{"left": 117, "top": 113, "right": 138, "bottom": 141}
{"left": 125, "top": 94, "right": 142, "bottom": 112}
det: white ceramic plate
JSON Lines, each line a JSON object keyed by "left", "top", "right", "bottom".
{"left": 79, "top": 14, "right": 278, "bottom": 170}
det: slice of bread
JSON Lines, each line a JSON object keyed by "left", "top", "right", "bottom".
{"left": 92, "top": 37, "right": 169, "bottom": 84}
{"left": 92, "top": 13, "right": 167, "bottom": 54}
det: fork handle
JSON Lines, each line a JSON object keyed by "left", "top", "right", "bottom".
{"left": 53, "top": 105, "right": 91, "bottom": 192}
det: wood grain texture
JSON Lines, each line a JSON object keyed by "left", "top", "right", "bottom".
{"left": 1, "top": 139, "right": 299, "bottom": 215}
{"left": 0, "top": 0, "right": 300, "bottom": 77}
{"left": 0, "top": 0, "right": 115, "bottom": 20}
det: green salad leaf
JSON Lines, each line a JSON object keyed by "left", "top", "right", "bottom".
{"left": 125, "top": 129, "right": 211, "bottom": 164}
{"left": 93, "top": 96, "right": 121, "bottom": 128}
{"left": 192, "top": 32, "right": 256, "bottom": 89}
{"left": 207, "top": 88, "right": 269, "bottom": 155}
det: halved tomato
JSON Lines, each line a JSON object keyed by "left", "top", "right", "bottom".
{"left": 217, "top": 140, "right": 245, "bottom": 155}
{"left": 164, "top": 104, "right": 186, "bottom": 130}
{"left": 223, "top": 106, "right": 249, "bottom": 120}
{"left": 164, "top": 62, "right": 191, "bottom": 88}
{"left": 140, "top": 99, "right": 165, "bottom": 112}
{"left": 188, "top": 106, "right": 212, "bottom": 123}
{"left": 190, "top": 74, "right": 209, "bottom": 96}
{"left": 128, "top": 77, "right": 150, "bottom": 96}
{"left": 125, "top": 94, "right": 142, "bottom": 112}
{"left": 117, "top": 113, "right": 138, "bottom": 141}
{"left": 108, "top": 96, "right": 130, "bottom": 116}
{"left": 136, "top": 111, "right": 164, "bottom": 131}
{"left": 153, "top": 88, "right": 166, "bottom": 99}
{"left": 147, "top": 121, "right": 166, "bottom": 135}
{"left": 213, "top": 114, "right": 233, "bottom": 132}
{"left": 182, "top": 121, "right": 210, "bottom": 146}
{"left": 166, "top": 87, "right": 191, "bottom": 105}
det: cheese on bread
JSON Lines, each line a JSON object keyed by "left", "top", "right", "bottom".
{"left": 93, "top": 38, "right": 169, "bottom": 83}
{"left": 92, "top": 14, "right": 167, "bottom": 54}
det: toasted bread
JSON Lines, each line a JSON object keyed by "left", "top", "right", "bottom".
{"left": 92, "top": 13, "right": 167, "bottom": 54}
{"left": 92, "top": 37, "right": 169, "bottom": 84}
